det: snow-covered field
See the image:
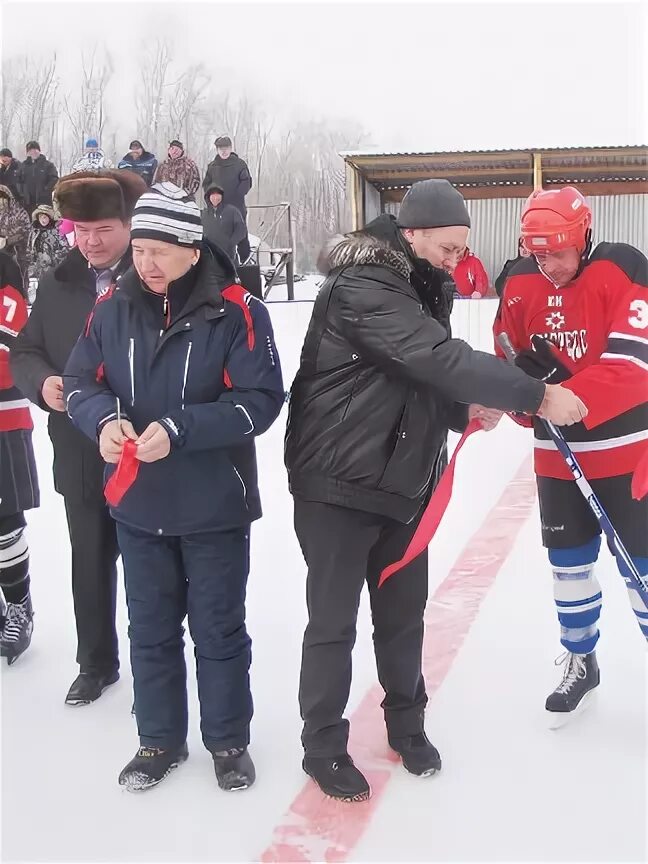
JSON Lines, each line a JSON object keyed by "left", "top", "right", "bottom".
{"left": 2, "top": 300, "right": 646, "bottom": 863}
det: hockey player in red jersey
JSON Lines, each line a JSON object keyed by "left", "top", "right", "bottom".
{"left": 494, "top": 186, "right": 648, "bottom": 724}
{"left": 0, "top": 250, "right": 39, "bottom": 664}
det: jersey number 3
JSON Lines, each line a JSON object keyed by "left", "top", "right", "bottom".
{"left": 628, "top": 299, "right": 648, "bottom": 330}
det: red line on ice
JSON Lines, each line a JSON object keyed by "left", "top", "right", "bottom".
{"left": 260, "top": 456, "right": 536, "bottom": 863}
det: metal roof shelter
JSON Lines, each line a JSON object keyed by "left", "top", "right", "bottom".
{"left": 342, "top": 145, "right": 648, "bottom": 230}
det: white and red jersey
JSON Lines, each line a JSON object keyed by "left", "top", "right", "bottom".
{"left": 494, "top": 242, "right": 648, "bottom": 481}
{"left": 0, "top": 257, "right": 32, "bottom": 433}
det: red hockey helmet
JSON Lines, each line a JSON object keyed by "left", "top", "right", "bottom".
{"left": 520, "top": 186, "right": 592, "bottom": 254}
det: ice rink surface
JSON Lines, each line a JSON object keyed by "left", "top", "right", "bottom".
{"left": 2, "top": 296, "right": 646, "bottom": 863}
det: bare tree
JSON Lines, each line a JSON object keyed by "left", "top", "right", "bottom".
{"left": 63, "top": 47, "right": 114, "bottom": 159}
{"left": 1, "top": 55, "right": 59, "bottom": 152}
{"left": 134, "top": 38, "right": 172, "bottom": 147}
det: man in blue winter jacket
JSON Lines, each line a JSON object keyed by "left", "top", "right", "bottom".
{"left": 64, "top": 181, "right": 284, "bottom": 793}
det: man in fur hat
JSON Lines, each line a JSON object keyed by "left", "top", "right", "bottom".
{"left": 11, "top": 169, "right": 147, "bottom": 706}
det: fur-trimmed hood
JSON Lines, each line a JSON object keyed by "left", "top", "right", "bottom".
{"left": 31, "top": 204, "right": 56, "bottom": 226}
{"left": 0, "top": 184, "right": 16, "bottom": 202}
{"left": 321, "top": 233, "right": 411, "bottom": 280}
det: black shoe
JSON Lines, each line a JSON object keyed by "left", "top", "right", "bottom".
{"left": 302, "top": 754, "right": 371, "bottom": 802}
{"left": 212, "top": 748, "right": 256, "bottom": 791}
{"left": 118, "top": 742, "right": 188, "bottom": 792}
{"left": 388, "top": 732, "right": 442, "bottom": 777}
{"left": 546, "top": 651, "right": 600, "bottom": 726}
{"left": 0, "top": 594, "right": 34, "bottom": 665}
{"left": 65, "top": 670, "right": 119, "bottom": 706}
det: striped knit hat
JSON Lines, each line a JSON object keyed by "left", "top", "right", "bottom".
{"left": 131, "top": 182, "right": 203, "bottom": 249}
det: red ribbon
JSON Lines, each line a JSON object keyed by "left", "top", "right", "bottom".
{"left": 104, "top": 439, "right": 140, "bottom": 507}
{"left": 379, "top": 419, "right": 483, "bottom": 587}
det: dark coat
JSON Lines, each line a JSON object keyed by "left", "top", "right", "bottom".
{"left": 118, "top": 151, "right": 158, "bottom": 187}
{"left": 63, "top": 244, "right": 285, "bottom": 535}
{"left": 21, "top": 154, "right": 59, "bottom": 211}
{"left": 201, "top": 196, "right": 248, "bottom": 262}
{"left": 285, "top": 215, "right": 545, "bottom": 524}
{"left": 0, "top": 159, "right": 24, "bottom": 205}
{"left": 10, "top": 248, "right": 131, "bottom": 503}
{"left": 202, "top": 154, "right": 252, "bottom": 215}
{"left": 0, "top": 251, "right": 39, "bottom": 517}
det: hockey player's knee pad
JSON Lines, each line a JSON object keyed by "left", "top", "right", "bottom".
{"left": 547, "top": 537, "right": 601, "bottom": 568}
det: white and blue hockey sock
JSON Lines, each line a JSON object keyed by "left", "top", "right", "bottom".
{"left": 549, "top": 537, "right": 602, "bottom": 654}
{"left": 615, "top": 556, "right": 648, "bottom": 642}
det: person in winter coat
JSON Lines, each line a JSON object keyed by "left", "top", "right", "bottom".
{"left": 0, "top": 184, "right": 30, "bottom": 290}
{"left": 72, "top": 138, "right": 114, "bottom": 173}
{"left": 284, "top": 179, "right": 588, "bottom": 802}
{"left": 154, "top": 141, "right": 200, "bottom": 199}
{"left": 118, "top": 140, "right": 158, "bottom": 187}
{"left": 452, "top": 246, "right": 489, "bottom": 297}
{"left": 495, "top": 239, "right": 526, "bottom": 298}
{"left": 0, "top": 149, "right": 24, "bottom": 205}
{"left": 201, "top": 183, "right": 248, "bottom": 262}
{"left": 11, "top": 168, "right": 148, "bottom": 707}
{"left": 0, "top": 251, "right": 39, "bottom": 665}
{"left": 21, "top": 142, "right": 59, "bottom": 212}
{"left": 28, "top": 205, "right": 68, "bottom": 282}
{"left": 203, "top": 136, "right": 252, "bottom": 262}
{"left": 63, "top": 182, "right": 285, "bottom": 793}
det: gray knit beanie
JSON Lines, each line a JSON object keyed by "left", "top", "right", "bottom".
{"left": 396, "top": 179, "right": 471, "bottom": 229}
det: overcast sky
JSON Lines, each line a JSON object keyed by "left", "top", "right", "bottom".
{"left": 2, "top": 0, "right": 646, "bottom": 152}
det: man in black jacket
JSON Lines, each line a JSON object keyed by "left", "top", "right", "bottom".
{"left": 202, "top": 136, "right": 252, "bottom": 262}
{"left": 285, "top": 179, "right": 587, "bottom": 801}
{"left": 11, "top": 168, "right": 147, "bottom": 705}
{"left": 0, "top": 150, "right": 24, "bottom": 206}
{"left": 21, "top": 142, "right": 58, "bottom": 213}
{"left": 201, "top": 183, "right": 248, "bottom": 262}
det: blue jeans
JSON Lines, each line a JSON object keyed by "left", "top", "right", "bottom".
{"left": 117, "top": 523, "right": 252, "bottom": 751}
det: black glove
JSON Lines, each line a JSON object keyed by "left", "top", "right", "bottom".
{"left": 514, "top": 335, "right": 571, "bottom": 384}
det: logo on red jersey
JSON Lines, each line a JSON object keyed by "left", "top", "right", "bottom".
{"left": 545, "top": 311, "right": 565, "bottom": 331}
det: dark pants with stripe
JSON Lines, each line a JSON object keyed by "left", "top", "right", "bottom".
{"left": 63, "top": 495, "right": 119, "bottom": 675}
{"left": 294, "top": 498, "right": 429, "bottom": 757}
{"left": 116, "top": 523, "right": 253, "bottom": 752}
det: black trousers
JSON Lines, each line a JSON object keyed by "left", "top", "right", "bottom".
{"left": 294, "top": 498, "right": 428, "bottom": 757}
{"left": 63, "top": 495, "right": 119, "bottom": 675}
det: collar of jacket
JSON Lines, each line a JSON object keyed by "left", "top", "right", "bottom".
{"left": 54, "top": 246, "right": 133, "bottom": 288}
{"left": 118, "top": 240, "right": 237, "bottom": 322}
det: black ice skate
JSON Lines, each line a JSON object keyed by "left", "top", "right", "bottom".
{"left": 65, "top": 671, "right": 119, "bottom": 706}
{"left": 118, "top": 742, "right": 188, "bottom": 792}
{"left": 212, "top": 748, "right": 256, "bottom": 791}
{"left": 302, "top": 754, "right": 371, "bottom": 802}
{"left": 0, "top": 595, "right": 33, "bottom": 665}
{"left": 388, "top": 732, "right": 442, "bottom": 777}
{"left": 546, "top": 651, "right": 600, "bottom": 728}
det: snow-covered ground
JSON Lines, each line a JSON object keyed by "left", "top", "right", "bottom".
{"left": 2, "top": 300, "right": 646, "bottom": 863}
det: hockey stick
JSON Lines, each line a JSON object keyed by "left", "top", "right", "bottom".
{"left": 498, "top": 332, "right": 648, "bottom": 596}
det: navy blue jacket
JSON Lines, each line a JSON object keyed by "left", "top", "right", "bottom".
{"left": 118, "top": 151, "right": 158, "bottom": 186}
{"left": 63, "top": 243, "right": 284, "bottom": 535}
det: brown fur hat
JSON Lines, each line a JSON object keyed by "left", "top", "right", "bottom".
{"left": 53, "top": 169, "right": 147, "bottom": 222}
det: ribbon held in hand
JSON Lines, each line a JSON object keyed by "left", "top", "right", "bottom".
{"left": 104, "top": 439, "right": 140, "bottom": 507}
{"left": 379, "top": 419, "right": 482, "bottom": 587}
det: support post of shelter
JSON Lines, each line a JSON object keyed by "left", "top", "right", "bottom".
{"left": 286, "top": 204, "right": 295, "bottom": 301}
{"left": 346, "top": 163, "right": 364, "bottom": 231}
{"left": 533, "top": 152, "right": 543, "bottom": 191}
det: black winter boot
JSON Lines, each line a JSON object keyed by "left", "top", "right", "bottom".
{"left": 388, "top": 732, "right": 442, "bottom": 777}
{"left": 118, "top": 742, "right": 188, "bottom": 791}
{"left": 212, "top": 748, "right": 256, "bottom": 791}
{"left": 302, "top": 754, "right": 371, "bottom": 802}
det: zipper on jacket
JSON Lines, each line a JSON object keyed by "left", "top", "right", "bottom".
{"left": 128, "top": 338, "right": 135, "bottom": 406}
{"left": 181, "top": 341, "right": 193, "bottom": 409}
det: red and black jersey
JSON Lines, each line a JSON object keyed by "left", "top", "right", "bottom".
{"left": 0, "top": 252, "right": 32, "bottom": 433}
{"left": 494, "top": 242, "right": 648, "bottom": 481}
